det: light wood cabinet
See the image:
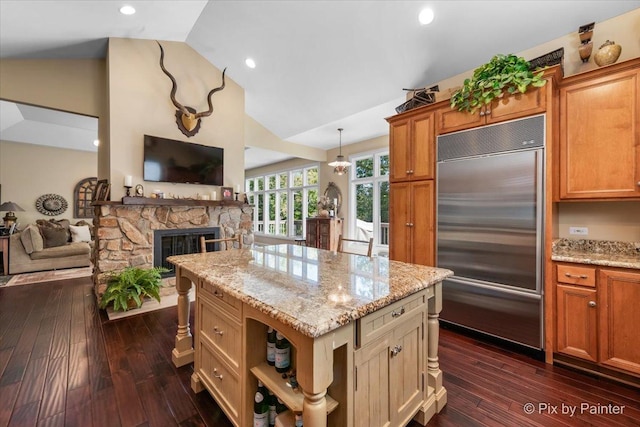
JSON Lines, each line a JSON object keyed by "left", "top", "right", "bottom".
{"left": 389, "top": 181, "right": 434, "bottom": 266}
{"left": 558, "top": 61, "right": 640, "bottom": 199}
{"left": 598, "top": 269, "right": 640, "bottom": 375}
{"left": 354, "top": 292, "right": 426, "bottom": 427}
{"left": 435, "top": 86, "right": 547, "bottom": 134}
{"left": 388, "top": 109, "right": 434, "bottom": 183}
{"left": 306, "top": 217, "right": 342, "bottom": 251}
{"left": 554, "top": 263, "right": 640, "bottom": 378}
{"left": 193, "top": 281, "right": 243, "bottom": 426}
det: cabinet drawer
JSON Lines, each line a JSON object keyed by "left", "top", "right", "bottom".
{"left": 198, "top": 298, "right": 242, "bottom": 372}
{"left": 556, "top": 264, "right": 596, "bottom": 287}
{"left": 198, "top": 278, "right": 242, "bottom": 320}
{"left": 198, "top": 341, "right": 241, "bottom": 426}
{"left": 357, "top": 290, "right": 426, "bottom": 347}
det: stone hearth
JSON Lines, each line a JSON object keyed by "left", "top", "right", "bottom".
{"left": 93, "top": 200, "right": 253, "bottom": 297}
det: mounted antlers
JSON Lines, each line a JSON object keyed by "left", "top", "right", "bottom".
{"left": 157, "top": 41, "right": 227, "bottom": 137}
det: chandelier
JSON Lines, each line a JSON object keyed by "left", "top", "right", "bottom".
{"left": 328, "top": 128, "right": 351, "bottom": 175}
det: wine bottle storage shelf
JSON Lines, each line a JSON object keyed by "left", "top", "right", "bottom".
{"left": 250, "top": 362, "right": 339, "bottom": 415}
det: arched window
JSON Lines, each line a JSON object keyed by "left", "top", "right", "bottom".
{"left": 74, "top": 177, "right": 97, "bottom": 218}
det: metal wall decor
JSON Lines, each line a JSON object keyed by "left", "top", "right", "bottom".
{"left": 36, "top": 193, "right": 68, "bottom": 216}
{"left": 395, "top": 85, "right": 439, "bottom": 114}
{"left": 157, "top": 41, "right": 227, "bottom": 137}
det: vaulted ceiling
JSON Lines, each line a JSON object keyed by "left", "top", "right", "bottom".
{"left": 1, "top": 1, "right": 638, "bottom": 168}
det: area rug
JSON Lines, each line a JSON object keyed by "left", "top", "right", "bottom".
{"left": 106, "top": 286, "right": 195, "bottom": 320}
{"left": 5, "top": 266, "right": 92, "bottom": 286}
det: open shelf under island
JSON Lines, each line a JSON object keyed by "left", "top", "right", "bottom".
{"left": 167, "top": 244, "right": 453, "bottom": 427}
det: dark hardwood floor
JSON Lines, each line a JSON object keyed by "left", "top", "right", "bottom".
{"left": 0, "top": 277, "right": 638, "bottom": 427}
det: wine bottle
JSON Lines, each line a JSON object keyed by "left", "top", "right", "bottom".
{"left": 253, "top": 380, "right": 269, "bottom": 427}
{"left": 275, "top": 332, "right": 291, "bottom": 373}
{"left": 267, "top": 327, "right": 276, "bottom": 366}
{"left": 295, "top": 414, "right": 303, "bottom": 427}
{"left": 268, "top": 391, "right": 277, "bottom": 427}
{"left": 276, "top": 397, "right": 287, "bottom": 414}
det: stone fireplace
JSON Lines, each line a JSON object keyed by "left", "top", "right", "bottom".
{"left": 93, "top": 199, "right": 253, "bottom": 297}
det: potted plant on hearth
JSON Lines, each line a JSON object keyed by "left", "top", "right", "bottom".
{"left": 99, "top": 266, "right": 169, "bottom": 312}
{"left": 450, "top": 54, "right": 547, "bottom": 114}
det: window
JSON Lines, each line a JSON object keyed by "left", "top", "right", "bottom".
{"left": 246, "top": 165, "right": 319, "bottom": 238}
{"left": 74, "top": 177, "right": 97, "bottom": 218}
{"left": 350, "top": 150, "right": 389, "bottom": 250}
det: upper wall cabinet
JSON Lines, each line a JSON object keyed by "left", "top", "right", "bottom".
{"left": 436, "top": 83, "right": 547, "bottom": 135}
{"left": 435, "top": 66, "right": 561, "bottom": 135}
{"left": 559, "top": 59, "right": 640, "bottom": 200}
{"left": 387, "top": 109, "right": 435, "bottom": 183}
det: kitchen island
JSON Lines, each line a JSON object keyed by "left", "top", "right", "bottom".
{"left": 168, "top": 244, "right": 453, "bottom": 427}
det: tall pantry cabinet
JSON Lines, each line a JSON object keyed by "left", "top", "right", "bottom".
{"left": 387, "top": 108, "right": 436, "bottom": 266}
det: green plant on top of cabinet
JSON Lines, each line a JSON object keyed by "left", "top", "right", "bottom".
{"left": 559, "top": 60, "right": 640, "bottom": 200}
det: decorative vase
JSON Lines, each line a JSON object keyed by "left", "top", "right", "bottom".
{"left": 594, "top": 40, "right": 622, "bottom": 67}
{"left": 318, "top": 209, "right": 330, "bottom": 218}
{"left": 578, "top": 41, "right": 593, "bottom": 63}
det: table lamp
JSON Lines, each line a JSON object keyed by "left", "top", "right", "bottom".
{"left": 0, "top": 201, "right": 25, "bottom": 227}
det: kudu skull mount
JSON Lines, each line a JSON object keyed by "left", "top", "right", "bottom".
{"left": 157, "top": 41, "right": 226, "bottom": 137}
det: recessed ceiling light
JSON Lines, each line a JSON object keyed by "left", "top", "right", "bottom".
{"left": 120, "top": 5, "right": 136, "bottom": 15}
{"left": 418, "top": 8, "right": 434, "bottom": 25}
{"left": 93, "top": 139, "right": 100, "bottom": 147}
{"left": 245, "top": 58, "right": 256, "bottom": 69}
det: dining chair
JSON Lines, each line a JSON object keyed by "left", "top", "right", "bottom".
{"left": 200, "top": 234, "right": 242, "bottom": 253}
{"left": 337, "top": 235, "right": 374, "bottom": 257}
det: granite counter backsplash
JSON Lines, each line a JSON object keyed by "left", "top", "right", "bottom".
{"left": 552, "top": 239, "right": 640, "bottom": 270}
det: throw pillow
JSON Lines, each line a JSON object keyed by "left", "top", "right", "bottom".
{"left": 69, "top": 224, "right": 92, "bottom": 243}
{"left": 20, "top": 224, "right": 44, "bottom": 254}
{"left": 75, "top": 220, "right": 95, "bottom": 239}
{"left": 37, "top": 219, "right": 71, "bottom": 243}
{"left": 41, "top": 226, "right": 69, "bottom": 248}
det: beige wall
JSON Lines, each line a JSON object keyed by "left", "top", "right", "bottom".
{"left": 107, "top": 38, "right": 245, "bottom": 200}
{"left": 558, "top": 202, "right": 640, "bottom": 242}
{"left": 0, "top": 141, "right": 97, "bottom": 226}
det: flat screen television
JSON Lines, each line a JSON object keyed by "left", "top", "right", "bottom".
{"left": 143, "top": 135, "right": 224, "bottom": 185}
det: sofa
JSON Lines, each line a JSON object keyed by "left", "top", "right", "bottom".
{"left": 9, "top": 219, "right": 92, "bottom": 274}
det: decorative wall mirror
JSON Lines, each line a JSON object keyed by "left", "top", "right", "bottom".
{"left": 324, "top": 182, "right": 342, "bottom": 216}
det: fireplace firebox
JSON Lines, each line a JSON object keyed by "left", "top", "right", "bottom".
{"left": 153, "top": 227, "right": 220, "bottom": 276}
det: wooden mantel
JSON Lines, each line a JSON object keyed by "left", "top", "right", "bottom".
{"left": 94, "top": 196, "right": 251, "bottom": 207}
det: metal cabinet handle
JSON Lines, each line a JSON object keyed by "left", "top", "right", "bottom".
{"left": 564, "top": 272, "right": 588, "bottom": 279}
{"left": 405, "top": 222, "right": 411, "bottom": 227}
{"left": 479, "top": 110, "right": 485, "bottom": 117}
{"left": 485, "top": 108, "right": 491, "bottom": 115}
{"left": 392, "top": 307, "right": 405, "bottom": 318}
{"left": 637, "top": 181, "right": 640, "bottom": 186}
{"left": 213, "top": 290, "right": 224, "bottom": 299}
{"left": 213, "top": 369, "right": 223, "bottom": 380}
{"left": 213, "top": 327, "right": 224, "bottom": 336}
{"left": 391, "top": 345, "right": 403, "bottom": 356}
{"left": 588, "top": 301, "right": 596, "bottom": 308}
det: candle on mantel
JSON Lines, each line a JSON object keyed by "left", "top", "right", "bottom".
{"left": 236, "top": 184, "right": 241, "bottom": 193}
{"left": 124, "top": 175, "right": 133, "bottom": 187}
{"left": 212, "top": 190, "right": 217, "bottom": 200}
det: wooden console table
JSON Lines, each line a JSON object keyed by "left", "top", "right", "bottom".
{"left": 0, "top": 236, "right": 8, "bottom": 275}
{"left": 168, "top": 245, "right": 452, "bottom": 427}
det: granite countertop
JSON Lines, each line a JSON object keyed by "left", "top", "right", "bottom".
{"left": 551, "top": 239, "right": 640, "bottom": 270}
{"left": 168, "top": 244, "right": 453, "bottom": 338}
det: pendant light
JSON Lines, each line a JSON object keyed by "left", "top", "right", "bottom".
{"left": 328, "top": 128, "right": 351, "bottom": 175}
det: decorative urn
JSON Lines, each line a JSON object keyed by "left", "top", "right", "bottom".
{"left": 594, "top": 40, "right": 622, "bottom": 67}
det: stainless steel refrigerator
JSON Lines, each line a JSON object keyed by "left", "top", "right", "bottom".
{"left": 436, "top": 115, "right": 545, "bottom": 349}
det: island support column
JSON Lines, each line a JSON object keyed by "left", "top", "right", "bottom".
{"left": 428, "top": 282, "right": 446, "bottom": 410}
{"left": 172, "top": 266, "right": 195, "bottom": 367}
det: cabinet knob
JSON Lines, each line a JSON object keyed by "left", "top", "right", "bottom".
{"left": 588, "top": 301, "right": 596, "bottom": 308}
{"left": 213, "top": 327, "right": 224, "bottom": 336}
{"left": 213, "top": 290, "right": 224, "bottom": 299}
{"left": 391, "top": 345, "right": 403, "bottom": 356}
{"left": 213, "top": 369, "right": 223, "bottom": 380}
{"left": 479, "top": 110, "right": 485, "bottom": 117}
{"left": 485, "top": 108, "right": 491, "bottom": 115}
{"left": 406, "top": 222, "right": 411, "bottom": 227}
{"left": 391, "top": 307, "right": 405, "bottom": 318}
{"left": 637, "top": 181, "right": 640, "bottom": 186}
